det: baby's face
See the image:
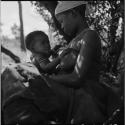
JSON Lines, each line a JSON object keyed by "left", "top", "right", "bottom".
{"left": 33, "top": 35, "right": 51, "bottom": 55}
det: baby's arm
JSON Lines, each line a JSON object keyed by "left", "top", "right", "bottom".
{"left": 38, "top": 49, "right": 70, "bottom": 74}
{"left": 38, "top": 56, "right": 61, "bottom": 74}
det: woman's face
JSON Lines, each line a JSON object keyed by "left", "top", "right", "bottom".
{"left": 56, "top": 12, "right": 77, "bottom": 37}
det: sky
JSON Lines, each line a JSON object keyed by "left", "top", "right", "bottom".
{"left": 1, "top": 1, "right": 49, "bottom": 38}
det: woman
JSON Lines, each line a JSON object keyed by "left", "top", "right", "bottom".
{"left": 2, "top": 1, "right": 109, "bottom": 124}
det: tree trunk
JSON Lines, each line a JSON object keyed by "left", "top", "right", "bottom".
{"left": 18, "top": 1, "right": 26, "bottom": 51}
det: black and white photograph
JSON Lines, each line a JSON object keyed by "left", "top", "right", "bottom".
{"left": 1, "top": 1, "right": 124, "bottom": 124}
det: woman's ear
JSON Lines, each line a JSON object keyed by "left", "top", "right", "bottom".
{"left": 71, "top": 10, "right": 79, "bottom": 17}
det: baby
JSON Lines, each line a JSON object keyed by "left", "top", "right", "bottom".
{"left": 25, "top": 31, "right": 68, "bottom": 74}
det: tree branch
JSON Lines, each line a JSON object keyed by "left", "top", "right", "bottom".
{"left": 1, "top": 45, "right": 21, "bottom": 63}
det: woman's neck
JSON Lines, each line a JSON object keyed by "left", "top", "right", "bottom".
{"left": 33, "top": 52, "right": 47, "bottom": 59}
{"left": 76, "top": 20, "right": 89, "bottom": 36}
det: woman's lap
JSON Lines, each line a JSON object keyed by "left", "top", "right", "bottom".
{"left": 28, "top": 76, "right": 69, "bottom": 113}
{"left": 72, "top": 87, "right": 107, "bottom": 123}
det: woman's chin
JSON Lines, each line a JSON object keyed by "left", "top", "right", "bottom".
{"left": 64, "top": 30, "right": 74, "bottom": 38}
{"left": 64, "top": 31, "right": 71, "bottom": 37}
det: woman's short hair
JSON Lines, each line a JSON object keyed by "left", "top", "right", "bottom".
{"left": 60, "top": 4, "right": 86, "bottom": 19}
{"left": 25, "top": 31, "right": 49, "bottom": 51}
{"left": 73, "top": 4, "right": 86, "bottom": 19}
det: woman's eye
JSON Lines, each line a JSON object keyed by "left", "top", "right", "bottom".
{"left": 42, "top": 41, "right": 46, "bottom": 45}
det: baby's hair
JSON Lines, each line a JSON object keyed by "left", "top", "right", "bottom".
{"left": 25, "top": 30, "right": 49, "bottom": 51}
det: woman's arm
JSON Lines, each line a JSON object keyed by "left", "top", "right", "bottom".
{"left": 50, "top": 31, "right": 100, "bottom": 88}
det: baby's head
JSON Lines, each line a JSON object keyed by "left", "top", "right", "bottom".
{"left": 25, "top": 31, "right": 51, "bottom": 56}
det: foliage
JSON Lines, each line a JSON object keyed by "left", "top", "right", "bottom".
{"left": 11, "top": 23, "right": 20, "bottom": 39}
{"left": 87, "top": 1, "right": 124, "bottom": 74}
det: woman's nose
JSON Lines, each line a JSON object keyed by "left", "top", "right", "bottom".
{"left": 61, "top": 24, "right": 64, "bottom": 30}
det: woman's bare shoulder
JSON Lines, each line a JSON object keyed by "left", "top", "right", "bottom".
{"left": 80, "top": 29, "right": 101, "bottom": 49}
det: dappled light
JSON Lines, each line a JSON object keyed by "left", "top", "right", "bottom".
{"left": 75, "top": 54, "right": 84, "bottom": 78}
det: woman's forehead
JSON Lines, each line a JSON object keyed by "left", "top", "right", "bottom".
{"left": 56, "top": 12, "right": 70, "bottom": 21}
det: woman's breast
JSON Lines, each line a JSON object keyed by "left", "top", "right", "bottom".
{"left": 58, "top": 50, "right": 78, "bottom": 73}
{"left": 56, "top": 39, "right": 82, "bottom": 74}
